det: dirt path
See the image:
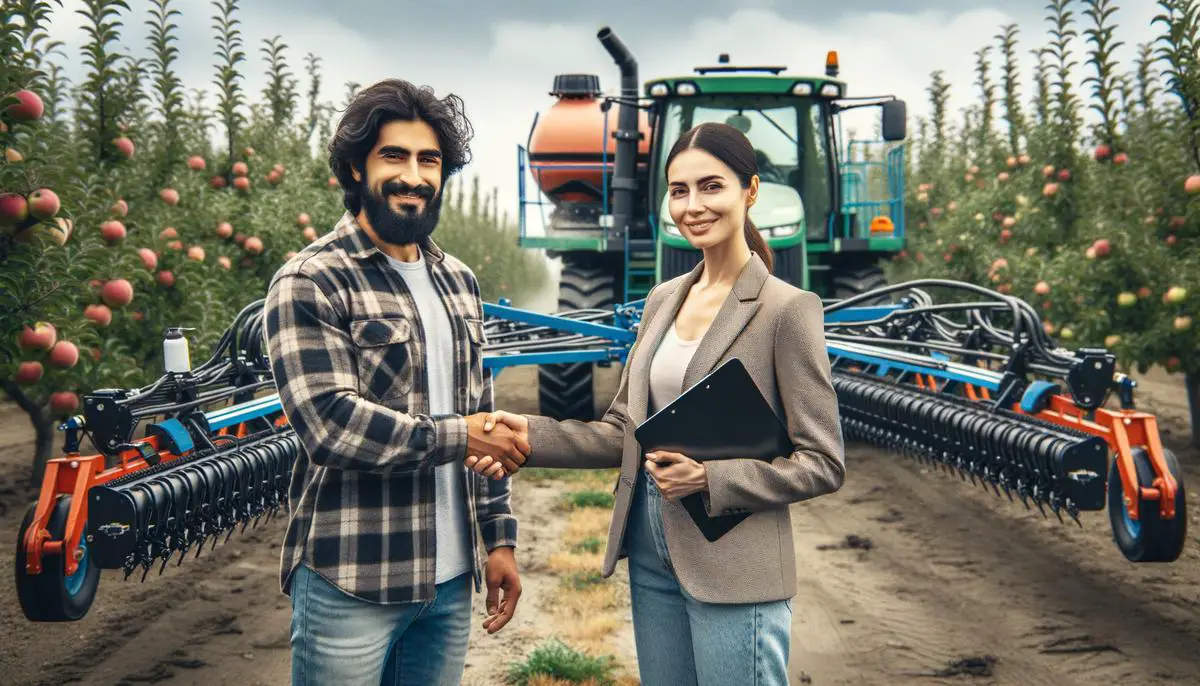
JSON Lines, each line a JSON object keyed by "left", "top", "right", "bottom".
{"left": 1, "top": 363, "right": 1198, "bottom": 685}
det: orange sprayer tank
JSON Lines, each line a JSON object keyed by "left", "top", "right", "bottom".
{"left": 527, "top": 74, "right": 652, "bottom": 207}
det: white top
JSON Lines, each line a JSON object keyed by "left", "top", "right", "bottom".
{"left": 383, "top": 249, "right": 471, "bottom": 584}
{"left": 648, "top": 321, "right": 702, "bottom": 416}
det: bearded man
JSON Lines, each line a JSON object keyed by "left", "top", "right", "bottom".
{"left": 263, "top": 78, "right": 528, "bottom": 685}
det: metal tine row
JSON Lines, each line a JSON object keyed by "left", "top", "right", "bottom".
{"left": 832, "top": 371, "right": 1107, "bottom": 527}
{"left": 88, "top": 432, "right": 299, "bottom": 581}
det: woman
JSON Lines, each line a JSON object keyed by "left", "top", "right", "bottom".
{"left": 469, "top": 122, "right": 845, "bottom": 685}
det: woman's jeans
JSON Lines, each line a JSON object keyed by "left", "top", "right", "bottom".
{"left": 288, "top": 563, "right": 472, "bottom": 685}
{"left": 625, "top": 468, "right": 793, "bottom": 686}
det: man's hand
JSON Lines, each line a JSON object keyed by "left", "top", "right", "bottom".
{"left": 645, "top": 450, "right": 708, "bottom": 500}
{"left": 482, "top": 546, "right": 521, "bottom": 634}
{"left": 466, "top": 411, "right": 530, "bottom": 479}
{"left": 465, "top": 412, "right": 529, "bottom": 475}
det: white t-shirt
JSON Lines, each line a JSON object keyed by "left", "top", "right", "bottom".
{"left": 384, "top": 249, "right": 471, "bottom": 584}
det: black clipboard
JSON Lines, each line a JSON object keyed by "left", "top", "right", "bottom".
{"left": 634, "top": 357, "right": 792, "bottom": 541}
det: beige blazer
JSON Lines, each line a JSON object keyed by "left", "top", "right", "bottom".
{"left": 522, "top": 252, "right": 845, "bottom": 604}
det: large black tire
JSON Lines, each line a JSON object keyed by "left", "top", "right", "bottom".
{"left": 1108, "top": 446, "right": 1188, "bottom": 562}
{"left": 537, "top": 260, "right": 616, "bottom": 421}
{"left": 14, "top": 495, "right": 100, "bottom": 621}
{"left": 831, "top": 262, "right": 889, "bottom": 305}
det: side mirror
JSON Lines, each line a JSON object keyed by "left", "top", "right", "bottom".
{"left": 881, "top": 99, "right": 906, "bottom": 141}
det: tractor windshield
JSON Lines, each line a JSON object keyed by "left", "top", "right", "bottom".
{"left": 653, "top": 94, "right": 832, "bottom": 238}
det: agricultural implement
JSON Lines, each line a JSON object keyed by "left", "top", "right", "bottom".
{"left": 13, "top": 277, "right": 1188, "bottom": 623}
{"left": 520, "top": 25, "right": 909, "bottom": 422}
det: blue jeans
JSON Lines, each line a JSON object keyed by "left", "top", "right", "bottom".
{"left": 625, "top": 469, "right": 792, "bottom": 686}
{"left": 289, "top": 563, "right": 472, "bottom": 685}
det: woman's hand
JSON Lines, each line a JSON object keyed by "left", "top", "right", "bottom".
{"left": 644, "top": 451, "right": 708, "bottom": 500}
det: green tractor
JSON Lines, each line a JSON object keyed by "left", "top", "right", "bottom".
{"left": 517, "top": 26, "right": 909, "bottom": 421}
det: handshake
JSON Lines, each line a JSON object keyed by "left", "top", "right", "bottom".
{"left": 464, "top": 411, "right": 529, "bottom": 479}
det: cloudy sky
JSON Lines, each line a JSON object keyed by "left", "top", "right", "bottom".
{"left": 41, "top": 0, "right": 1161, "bottom": 225}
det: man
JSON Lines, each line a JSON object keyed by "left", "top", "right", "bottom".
{"left": 263, "top": 78, "right": 529, "bottom": 685}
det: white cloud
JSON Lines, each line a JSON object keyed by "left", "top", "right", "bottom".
{"left": 36, "top": 0, "right": 1165, "bottom": 229}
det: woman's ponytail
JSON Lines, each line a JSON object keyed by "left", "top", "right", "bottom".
{"left": 743, "top": 216, "right": 774, "bottom": 273}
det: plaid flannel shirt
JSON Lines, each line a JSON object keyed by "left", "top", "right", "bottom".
{"left": 263, "top": 210, "right": 518, "bottom": 604}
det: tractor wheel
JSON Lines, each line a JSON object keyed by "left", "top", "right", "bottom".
{"left": 831, "top": 262, "right": 889, "bottom": 304}
{"left": 537, "top": 261, "right": 615, "bottom": 421}
{"left": 1108, "top": 446, "right": 1188, "bottom": 562}
{"left": 14, "top": 495, "right": 100, "bottom": 621}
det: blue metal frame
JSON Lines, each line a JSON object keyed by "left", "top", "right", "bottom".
{"left": 835, "top": 138, "right": 907, "bottom": 241}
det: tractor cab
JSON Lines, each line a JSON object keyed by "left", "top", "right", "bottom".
{"left": 643, "top": 52, "right": 909, "bottom": 289}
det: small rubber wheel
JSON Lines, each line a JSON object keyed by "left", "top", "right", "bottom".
{"left": 1108, "top": 447, "right": 1188, "bottom": 562}
{"left": 14, "top": 495, "right": 101, "bottom": 621}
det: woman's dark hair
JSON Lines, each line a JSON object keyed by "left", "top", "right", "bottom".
{"left": 328, "top": 79, "right": 474, "bottom": 214}
{"left": 664, "top": 122, "right": 774, "bottom": 273}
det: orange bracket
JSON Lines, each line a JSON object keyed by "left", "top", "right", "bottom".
{"left": 1014, "top": 396, "right": 1177, "bottom": 521}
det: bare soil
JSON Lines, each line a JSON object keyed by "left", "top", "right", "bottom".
{"left": 0, "top": 364, "right": 1198, "bottom": 685}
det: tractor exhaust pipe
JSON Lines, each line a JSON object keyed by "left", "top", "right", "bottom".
{"left": 597, "top": 26, "right": 639, "bottom": 243}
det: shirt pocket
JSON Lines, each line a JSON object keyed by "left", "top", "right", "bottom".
{"left": 465, "top": 317, "right": 486, "bottom": 406}
{"left": 349, "top": 316, "right": 416, "bottom": 404}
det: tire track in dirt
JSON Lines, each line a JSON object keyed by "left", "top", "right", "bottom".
{"left": 788, "top": 442, "right": 1200, "bottom": 685}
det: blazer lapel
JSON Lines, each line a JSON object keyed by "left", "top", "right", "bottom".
{"left": 627, "top": 261, "right": 703, "bottom": 425}
{"left": 681, "top": 253, "right": 769, "bottom": 389}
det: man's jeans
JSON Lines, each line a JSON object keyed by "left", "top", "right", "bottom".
{"left": 289, "top": 563, "right": 472, "bottom": 685}
{"left": 626, "top": 469, "right": 793, "bottom": 686}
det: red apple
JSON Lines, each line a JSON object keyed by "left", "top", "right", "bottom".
{"left": 26, "top": 188, "right": 59, "bottom": 219}
{"left": 0, "top": 192, "right": 30, "bottom": 225}
{"left": 1042, "top": 182, "right": 1058, "bottom": 197}
{"left": 1034, "top": 281, "right": 1050, "bottom": 295}
{"left": 187, "top": 245, "right": 205, "bottom": 262}
{"left": 156, "top": 270, "right": 175, "bottom": 288}
{"left": 1002, "top": 216, "right": 1016, "bottom": 228}
{"left": 297, "top": 213, "right": 311, "bottom": 227}
{"left": 244, "top": 236, "right": 264, "bottom": 255}
{"left": 1000, "top": 229, "right": 1012, "bottom": 243}
{"left": 1186, "top": 175, "right": 1200, "bottom": 195}
{"left": 1169, "top": 216, "right": 1186, "bottom": 229}
{"left": 1165, "top": 356, "right": 1182, "bottom": 372}
{"left": 167, "top": 240, "right": 183, "bottom": 251}
{"left": 47, "top": 340, "right": 78, "bottom": 369}
{"left": 138, "top": 247, "right": 157, "bottom": 270}
{"left": 1057, "top": 168, "right": 1072, "bottom": 181}
{"left": 327, "top": 176, "right": 339, "bottom": 188}
{"left": 159, "top": 226, "right": 178, "bottom": 240}
{"left": 112, "top": 136, "right": 135, "bottom": 159}
{"left": 101, "top": 219, "right": 126, "bottom": 244}
{"left": 111, "top": 198, "right": 128, "bottom": 216}
{"left": 18, "top": 322, "right": 56, "bottom": 350}
{"left": 1094, "top": 144, "right": 1111, "bottom": 161}
{"left": 998, "top": 172, "right": 1010, "bottom": 182}
{"left": 1167, "top": 233, "right": 1179, "bottom": 246}
{"left": 1113, "top": 152, "right": 1128, "bottom": 165}
{"left": 1042, "top": 164, "right": 1055, "bottom": 177}
{"left": 232, "top": 161, "right": 248, "bottom": 176}
{"left": 244, "top": 146, "right": 255, "bottom": 157}
{"left": 1018, "top": 153, "right": 1031, "bottom": 165}
{"left": 1006, "top": 155, "right": 1017, "bottom": 168}
{"left": 303, "top": 226, "right": 318, "bottom": 242}
{"left": 233, "top": 176, "right": 250, "bottom": 191}
{"left": 187, "top": 155, "right": 206, "bottom": 171}
{"left": 101, "top": 278, "right": 134, "bottom": 308}
{"left": 84, "top": 303, "right": 112, "bottom": 326}
{"left": 216, "top": 221, "right": 233, "bottom": 238}
{"left": 1137, "top": 286, "right": 1152, "bottom": 299}
{"left": 6, "top": 89, "right": 44, "bottom": 121}
{"left": 233, "top": 232, "right": 246, "bottom": 245}
{"left": 48, "top": 391, "right": 78, "bottom": 414}
{"left": 14, "top": 361, "right": 43, "bottom": 385}
{"left": 217, "top": 255, "right": 232, "bottom": 270}
{"left": 159, "top": 188, "right": 180, "bottom": 205}
{"left": 210, "top": 175, "right": 227, "bottom": 189}
{"left": 1175, "top": 315, "right": 1193, "bottom": 331}
{"left": 1092, "top": 239, "right": 1111, "bottom": 257}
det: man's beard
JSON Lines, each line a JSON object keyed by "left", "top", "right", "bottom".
{"left": 360, "top": 178, "right": 442, "bottom": 246}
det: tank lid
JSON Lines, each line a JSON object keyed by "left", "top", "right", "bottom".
{"left": 551, "top": 74, "right": 601, "bottom": 98}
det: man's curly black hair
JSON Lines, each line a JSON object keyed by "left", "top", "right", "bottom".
{"left": 327, "top": 79, "right": 474, "bottom": 215}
